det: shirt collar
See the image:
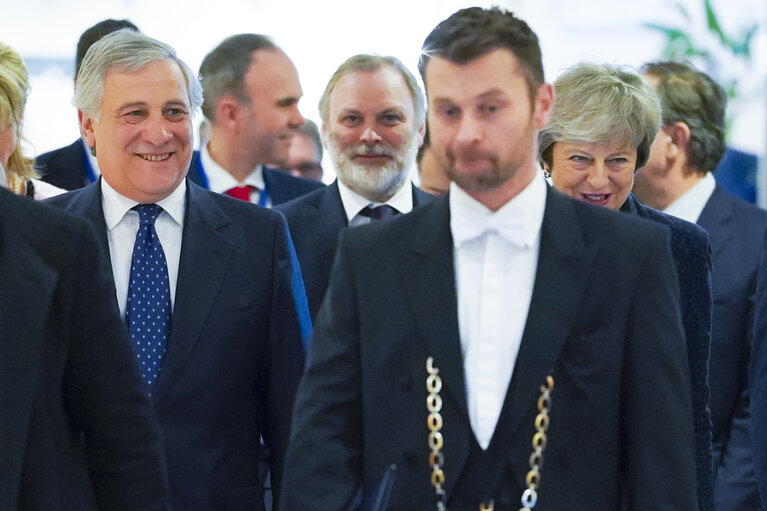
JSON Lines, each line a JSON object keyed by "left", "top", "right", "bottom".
{"left": 449, "top": 171, "right": 546, "bottom": 248}
{"left": 200, "top": 143, "right": 265, "bottom": 193}
{"left": 663, "top": 172, "right": 716, "bottom": 223}
{"left": 100, "top": 177, "right": 186, "bottom": 230}
{"left": 337, "top": 178, "right": 414, "bottom": 223}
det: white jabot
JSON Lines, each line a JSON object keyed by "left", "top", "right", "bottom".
{"left": 449, "top": 172, "right": 546, "bottom": 449}
{"left": 663, "top": 172, "right": 716, "bottom": 223}
{"left": 200, "top": 143, "right": 269, "bottom": 206}
{"left": 337, "top": 178, "right": 413, "bottom": 227}
{"left": 101, "top": 178, "right": 185, "bottom": 318}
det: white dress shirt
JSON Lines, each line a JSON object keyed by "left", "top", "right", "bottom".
{"left": 449, "top": 172, "right": 546, "bottom": 449}
{"left": 101, "top": 178, "right": 185, "bottom": 318}
{"left": 337, "top": 179, "right": 414, "bottom": 227}
{"left": 663, "top": 172, "right": 716, "bottom": 223}
{"left": 200, "top": 143, "right": 270, "bottom": 206}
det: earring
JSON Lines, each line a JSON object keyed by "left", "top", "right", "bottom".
{"left": 89, "top": 145, "right": 96, "bottom": 157}
{"left": 543, "top": 169, "right": 551, "bottom": 179}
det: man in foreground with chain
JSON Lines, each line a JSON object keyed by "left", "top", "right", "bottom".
{"left": 280, "top": 7, "right": 698, "bottom": 510}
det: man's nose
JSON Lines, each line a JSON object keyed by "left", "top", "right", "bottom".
{"left": 288, "top": 106, "right": 304, "bottom": 129}
{"left": 143, "top": 117, "right": 173, "bottom": 144}
{"left": 360, "top": 126, "right": 382, "bottom": 144}
{"left": 455, "top": 113, "right": 482, "bottom": 145}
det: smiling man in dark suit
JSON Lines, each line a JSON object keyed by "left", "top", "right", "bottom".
{"left": 276, "top": 54, "right": 435, "bottom": 322}
{"left": 0, "top": 185, "right": 167, "bottom": 510}
{"left": 44, "top": 30, "right": 309, "bottom": 511}
{"left": 280, "top": 8, "right": 698, "bottom": 511}
{"left": 634, "top": 61, "right": 767, "bottom": 511}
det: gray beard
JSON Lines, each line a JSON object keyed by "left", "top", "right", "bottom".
{"left": 330, "top": 135, "right": 417, "bottom": 203}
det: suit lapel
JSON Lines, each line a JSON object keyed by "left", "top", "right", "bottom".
{"left": 63, "top": 181, "right": 111, "bottom": 260}
{"left": 399, "top": 197, "right": 471, "bottom": 497}
{"left": 495, "top": 189, "right": 596, "bottom": 447}
{"left": 151, "top": 183, "right": 234, "bottom": 405}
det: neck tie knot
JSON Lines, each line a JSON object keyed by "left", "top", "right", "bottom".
{"left": 225, "top": 185, "right": 254, "bottom": 202}
{"left": 134, "top": 204, "right": 163, "bottom": 225}
{"left": 359, "top": 204, "right": 398, "bottom": 220}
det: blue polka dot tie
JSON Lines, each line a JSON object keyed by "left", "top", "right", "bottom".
{"left": 126, "top": 204, "right": 171, "bottom": 394}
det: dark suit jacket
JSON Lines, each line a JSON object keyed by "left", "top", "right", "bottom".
{"left": 281, "top": 188, "right": 698, "bottom": 511}
{"left": 275, "top": 180, "right": 436, "bottom": 321}
{"left": 44, "top": 180, "right": 309, "bottom": 511}
{"left": 751, "top": 227, "right": 767, "bottom": 509}
{"left": 35, "top": 139, "right": 93, "bottom": 190}
{"left": 621, "top": 194, "right": 714, "bottom": 511}
{"left": 696, "top": 185, "right": 767, "bottom": 510}
{"left": 0, "top": 188, "right": 167, "bottom": 511}
{"left": 186, "top": 152, "right": 324, "bottom": 206}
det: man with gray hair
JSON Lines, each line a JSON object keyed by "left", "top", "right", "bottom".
{"left": 276, "top": 54, "right": 435, "bottom": 321}
{"left": 192, "top": 34, "right": 323, "bottom": 206}
{"left": 44, "top": 29, "right": 309, "bottom": 511}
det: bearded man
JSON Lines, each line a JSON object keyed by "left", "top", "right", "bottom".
{"left": 276, "top": 54, "right": 436, "bottom": 321}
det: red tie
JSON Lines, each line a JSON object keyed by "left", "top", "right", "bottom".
{"left": 225, "top": 185, "right": 253, "bottom": 201}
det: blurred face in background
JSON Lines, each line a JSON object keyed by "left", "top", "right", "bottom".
{"left": 284, "top": 132, "right": 323, "bottom": 181}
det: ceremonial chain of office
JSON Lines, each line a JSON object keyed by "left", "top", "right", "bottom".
{"left": 427, "top": 356, "right": 554, "bottom": 511}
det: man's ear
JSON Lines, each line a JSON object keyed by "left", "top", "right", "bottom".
{"left": 79, "top": 110, "right": 96, "bottom": 150}
{"left": 416, "top": 120, "right": 426, "bottom": 148}
{"left": 215, "top": 96, "right": 243, "bottom": 132}
{"left": 533, "top": 82, "right": 554, "bottom": 129}
{"left": 664, "top": 122, "right": 691, "bottom": 159}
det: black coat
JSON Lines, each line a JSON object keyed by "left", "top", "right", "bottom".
{"left": 0, "top": 188, "right": 167, "bottom": 510}
{"left": 281, "top": 188, "right": 698, "bottom": 510}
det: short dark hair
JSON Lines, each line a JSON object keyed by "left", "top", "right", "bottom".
{"left": 199, "top": 34, "right": 277, "bottom": 121}
{"left": 76, "top": 19, "right": 139, "bottom": 78}
{"left": 418, "top": 7, "right": 544, "bottom": 100}
{"left": 642, "top": 60, "right": 727, "bottom": 173}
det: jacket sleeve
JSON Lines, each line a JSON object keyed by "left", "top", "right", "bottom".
{"left": 279, "top": 227, "right": 363, "bottom": 510}
{"left": 622, "top": 229, "right": 699, "bottom": 510}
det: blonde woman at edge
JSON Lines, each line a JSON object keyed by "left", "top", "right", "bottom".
{"left": 0, "top": 43, "right": 64, "bottom": 199}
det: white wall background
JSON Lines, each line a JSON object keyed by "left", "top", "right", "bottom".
{"left": 1, "top": 0, "right": 764, "bottom": 184}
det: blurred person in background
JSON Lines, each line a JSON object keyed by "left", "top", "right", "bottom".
{"left": 539, "top": 62, "right": 714, "bottom": 511}
{"left": 35, "top": 18, "right": 139, "bottom": 190}
{"left": 0, "top": 42, "right": 63, "bottom": 199}
{"left": 283, "top": 119, "right": 323, "bottom": 181}
{"left": 195, "top": 33, "right": 323, "bottom": 206}
{"left": 633, "top": 61, "right": 767, "bottom": 511}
